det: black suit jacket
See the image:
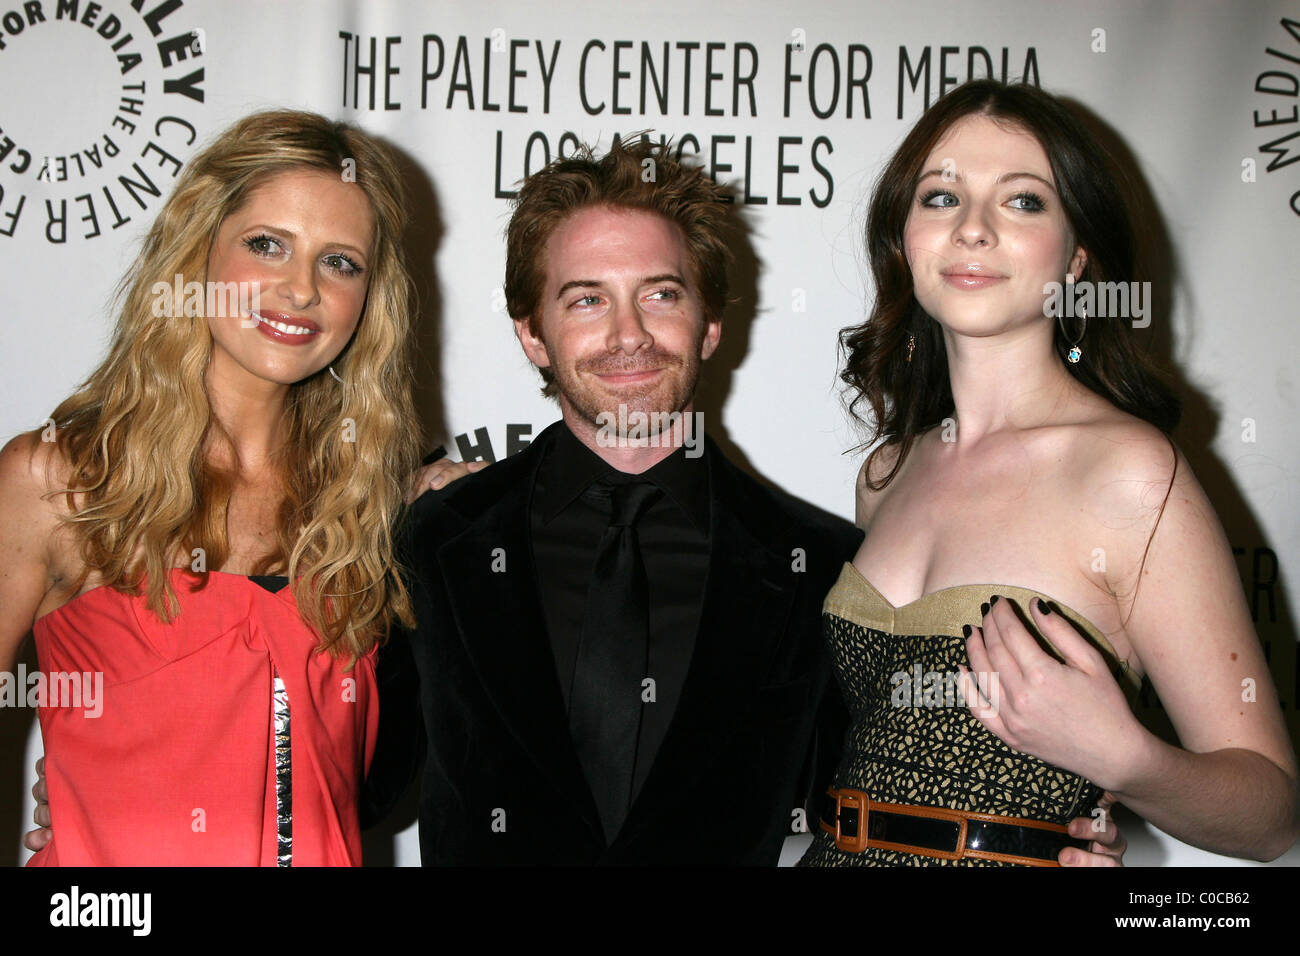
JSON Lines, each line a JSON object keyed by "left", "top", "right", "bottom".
{"left": 363, "top": 421, "right": 862, "bottom": 864}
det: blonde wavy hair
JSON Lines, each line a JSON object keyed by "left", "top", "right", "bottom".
{"left": 46, "top": 110, "right": 422, "bottom": 659}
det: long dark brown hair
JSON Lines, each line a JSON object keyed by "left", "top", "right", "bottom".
{"left": 841, "top": 80, "right": 1180, "bottom": 489}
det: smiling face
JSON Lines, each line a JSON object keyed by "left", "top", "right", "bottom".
{"left": 903, "top": 113, "right": 1087, "bottom": 340}
{"left": 514, "top": 204, "right": 721, "bottom": 436}
{"left": 205, "top": 167, "right": 375, "bottom": 388}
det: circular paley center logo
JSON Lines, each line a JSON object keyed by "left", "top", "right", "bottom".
{"left": 0, "top": 0, "right": 208, "bottom": 245}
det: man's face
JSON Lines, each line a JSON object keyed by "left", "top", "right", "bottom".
{"left": 515, "top": 204, "right": 721, "bottom": 436}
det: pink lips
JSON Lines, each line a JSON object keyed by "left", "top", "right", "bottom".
{"left": 940, "top": 264, "right": 1007, "bottom": 290}
{"left": 251, "top": 311, "right": 321, "bottom": 345}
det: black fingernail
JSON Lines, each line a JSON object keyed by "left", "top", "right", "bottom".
{"left": 1036, "top": 598, "right": 1052, "bottom": 615}
{"left": 962, "top": 624, "right": 972, "bottom": 638}
{"left": 990, "top": 594, "right": 1000, "bottom": 606}
{"left": 980, "top": 602, "right": 989, "bottom": 616}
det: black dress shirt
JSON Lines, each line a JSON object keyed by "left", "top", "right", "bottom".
{"left": 530, "top": 423, "right": 710, "bottom": 802}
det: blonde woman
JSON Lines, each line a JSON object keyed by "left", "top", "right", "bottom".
{"left": 0, "top": 110, "right": 422, "bottom": 865}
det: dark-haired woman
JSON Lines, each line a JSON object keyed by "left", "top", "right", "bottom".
{"left": 804, "top": 80, "right": 1297, "bottom": 866}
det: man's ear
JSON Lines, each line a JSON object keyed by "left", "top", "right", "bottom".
{"left": 513, "top": 316, "right": 551, "bottom": 369}
{"left": 699, "top": 316, "right": 722, "bottom": 361}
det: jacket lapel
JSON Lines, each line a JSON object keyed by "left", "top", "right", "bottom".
{"left": 616, "top": 440, "right": 800, "bottom": 841}
{"left": 435, "top": 424, "right": 603, "bottom": 838}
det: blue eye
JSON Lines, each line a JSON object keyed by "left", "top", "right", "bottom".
{"left": 648, "top": 288, "right": 679, "bottom": 301}
{"left": 918, "top": 189, "right": 958, "bottom": 208}
{"left": 1008, "top": 191, "right": 1046, "bottom": 212}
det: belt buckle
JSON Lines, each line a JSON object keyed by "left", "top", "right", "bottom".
{"left": 833, "top": 789, "right": 869, "bottom": 854}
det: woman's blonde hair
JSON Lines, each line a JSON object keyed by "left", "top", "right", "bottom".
{"left": 47, "top": 109, "right": 422, "bottom": 659}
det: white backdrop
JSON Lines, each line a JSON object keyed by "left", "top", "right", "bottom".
{"left": 1, "top": 0, "right": 1297, "bottom": 866}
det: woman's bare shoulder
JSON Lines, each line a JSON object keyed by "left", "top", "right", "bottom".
{"left": 1055, "top": 411, "right": 1193, "bottom": 590}
{"left": 0, "top": 432, "right": 75, "bottom": 651}
{"left": 1063, "top": 410, "right": 1179, "bottom": 500}
{"left": 0, "top": 430, "right": 73, "bottom": 502}
{"left": 0, "top": 430, "right": 77, "bottom": 546}
{"left": 854, "top": 439, "right": 904, "bottom": 529}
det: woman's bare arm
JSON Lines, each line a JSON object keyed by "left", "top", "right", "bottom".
{"left": 1106, "top": 442, "right": 1298, "bottom": 859}
{"left": 966, "top": 432, "right": 1298, "bottom": 860}
{"left": 0, "top": 432, "right": 60, "bottom": 674}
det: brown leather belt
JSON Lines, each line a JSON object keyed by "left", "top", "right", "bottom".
{"left": 818, "top": 787, "right": 1091, "bottom": 866}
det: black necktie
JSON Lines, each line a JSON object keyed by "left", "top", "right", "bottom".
{"left": 569, "top": 478, "right": 662, "bottom": 843}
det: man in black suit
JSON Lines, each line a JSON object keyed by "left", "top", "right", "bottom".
{"left": 362, "top": 139, "right": 862, "bottom": 864}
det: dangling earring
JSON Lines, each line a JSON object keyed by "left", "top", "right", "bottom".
{"left": 328, "top": 365, "right": 344, "bottom": 383}
{"left": 1058, "top": 305, "right": 1086, "bottom": 364}
{"left": 905, "top": 333, "right": 916, "bottom": 364}
{"left": 1058, "top": 272, "right": 1085, "bottom": 364}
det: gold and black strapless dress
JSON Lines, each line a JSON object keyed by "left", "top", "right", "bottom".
{"left": 800, "top": 562, "right": 1141, "bottom": 867}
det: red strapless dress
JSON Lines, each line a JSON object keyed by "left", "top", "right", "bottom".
{"left": 27, "top": 569, "right": 378, "bottom": 866}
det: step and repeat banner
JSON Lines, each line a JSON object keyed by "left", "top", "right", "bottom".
{"left": 1, "top": 0, "right": 1297, "bottom": 867}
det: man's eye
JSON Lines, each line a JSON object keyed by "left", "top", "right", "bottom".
{"left": 648, "top": 288, "right": 679, "bottom": 301}
{"left": 574, "top": 294, "right": 601, "bottom": 307}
